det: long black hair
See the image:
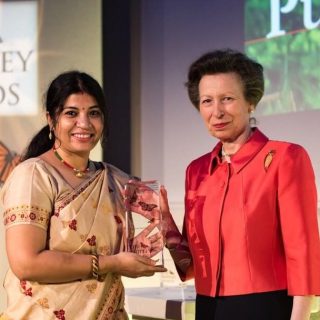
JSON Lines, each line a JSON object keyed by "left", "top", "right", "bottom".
{"left": 22, "top": 71, "right": 108, "bottom": 161}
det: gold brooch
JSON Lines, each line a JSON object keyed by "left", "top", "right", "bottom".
{"left": 264, "top": 150, "right": 275, "bottom": 171}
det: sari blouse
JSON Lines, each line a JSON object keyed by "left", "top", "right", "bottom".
{"left": 1, "top": 158, "right": 131, "bottom": 320}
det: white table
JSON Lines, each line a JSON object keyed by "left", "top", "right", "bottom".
{"left": 125, "top": 285, "right": 196, "bottom": 320}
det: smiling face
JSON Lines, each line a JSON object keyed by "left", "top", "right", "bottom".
{"left": 50, "top": 92, "right": 103, "bottom": 158}
{"left": 199, "top": 73, "right": 254, "bottom": 144}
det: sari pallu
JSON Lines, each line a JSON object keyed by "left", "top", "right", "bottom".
{"left": 1, "top": 158, "right": 130, "bottom": 320}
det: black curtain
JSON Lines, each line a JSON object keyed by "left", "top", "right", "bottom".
{"left": 102, "top": 0, "right": 134, "bottom": 173}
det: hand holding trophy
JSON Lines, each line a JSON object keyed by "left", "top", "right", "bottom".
{"left": 124, "top": 180, "right": 164, "bottom": 266}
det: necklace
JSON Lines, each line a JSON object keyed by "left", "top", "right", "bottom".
{"left": 53, "top": 147, "right": 90, "bottom": 178}
{"left": 221, "top": 148, "right": 232, "bottom": 163}
{"left": 221, "top": 148, "right": 233, "bottom": 158}
{"left": 221, "top": 129, "right": 253, "bottom": 163}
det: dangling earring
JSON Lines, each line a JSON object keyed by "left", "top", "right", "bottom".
{"left": 249, "top": 108, "right": 257, "bottom": 127}
{"left": 49, "top": 128, "right": 53, "bottom": 140}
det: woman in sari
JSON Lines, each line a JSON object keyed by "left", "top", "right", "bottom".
{"left": 0, "top": 71, "right": 166, "bottom": 320}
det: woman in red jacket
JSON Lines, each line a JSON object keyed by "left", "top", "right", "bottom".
{"left": 162, "top": 49, "right": 320, "bottom": 320}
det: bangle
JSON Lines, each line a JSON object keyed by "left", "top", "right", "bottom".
{"left": 91, "top": 254, "right": 99, "bottom": 280}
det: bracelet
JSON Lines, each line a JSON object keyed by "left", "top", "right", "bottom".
{"left": 91, "top": 254, "right": 99, "bottom": 280}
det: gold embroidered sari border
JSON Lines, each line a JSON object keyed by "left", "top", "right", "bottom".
{"left": 54, "top": 168, "right": 104, "bottom": 217}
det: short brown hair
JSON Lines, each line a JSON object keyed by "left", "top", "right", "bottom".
{"left": 186, "top": 49, "right": 264, "bottom": 109}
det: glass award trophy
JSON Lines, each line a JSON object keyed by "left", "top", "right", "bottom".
{"left": 124, "top": 180, "right": 164, "bottom": 266}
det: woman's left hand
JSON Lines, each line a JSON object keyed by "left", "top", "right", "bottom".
{"left": 132, "top": 219, "right": 164, "bottom": 258}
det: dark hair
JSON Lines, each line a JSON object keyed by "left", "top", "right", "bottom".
{"left": 22, "top": 71, "right": 108, "bottom": 160}
{"left": 186, "top": 49, "right": 264, "bottom": 109}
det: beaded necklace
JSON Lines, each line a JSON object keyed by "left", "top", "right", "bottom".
{"left": 221, "top": 148, "right": 232, "bottom": 163}
{"left": 53, "top": 147, "right": 90, "bottom": 178}
{"left": 221, "top": 128, "right": 253, "bottom": 163}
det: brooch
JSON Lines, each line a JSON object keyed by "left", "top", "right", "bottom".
{"left": 264, "top": 150, "right": 275, "bottom": 171}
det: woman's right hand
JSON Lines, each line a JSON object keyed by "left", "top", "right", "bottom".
{"left": 100, "top": 252, "right": 167, "bottom": 278}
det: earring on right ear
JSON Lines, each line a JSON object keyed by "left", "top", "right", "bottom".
{"left": 249, "top": 108, "right": 257, "bottom": 127}
{"left": 49, "top": 128, "right": 53, "bottom": 140}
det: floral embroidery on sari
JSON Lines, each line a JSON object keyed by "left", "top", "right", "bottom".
{"left": 37, "top": 297, "right": 50, "bottom": 309}
{"left": 86, "top": 282, "right": 98, "bottom": 293}
{"left": 53, "top": 309, "right": 66, "bottom": 320}
{"left": 96, "top": 275, "right": 127, "bottom": 320}
{"left": 99, "top": 245, "right": 111, "bottom": 256}
{"left": 20, "top": 280, "right": 33, "bottom": 297}
{"left": 87, "top": 235, "right": 97, "bottom": 246}
{"left": 68, "top": 219, "right": 77, "bottom": 230}
{"left": 3, "top": 205, "right": 50, "bottom": 229}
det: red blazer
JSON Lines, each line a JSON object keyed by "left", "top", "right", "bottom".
{"left": 183, "top": 128, "right": 320, "bottom": 297}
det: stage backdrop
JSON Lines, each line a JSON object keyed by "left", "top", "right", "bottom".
{"left": 135, "top": 0, "right": 320, "bottom": 213}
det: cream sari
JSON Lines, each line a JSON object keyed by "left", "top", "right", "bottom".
{"left": 1, "top": 158, "right": 130, "bottom": 320}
